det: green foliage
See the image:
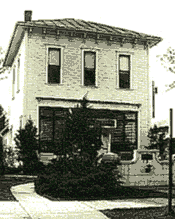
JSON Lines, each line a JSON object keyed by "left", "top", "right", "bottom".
{"left": 35, "top": 159, "right": 123, "bottom": 199}
{"left": 3, "top": 146, "right": 18, "bottom": 168}
{"left": 14, "top": 119, "right": 39, "bottom": 174}
{"left": 54, "top": 95, "right": 103, "bottom": 166}
{"left": 146, "top": 124, "right": 168, "bottom": 159}
{"left": 0, "top": 104, "right": 8, "bottom": 175}
{"left": 0, "top": 137, "right": 4, "bottom": 175}
{"left": 157, "top": 47, "right": 175, "bottom": 74}
{"left": 35, "top": 95, "right": 123, "bottom": 199}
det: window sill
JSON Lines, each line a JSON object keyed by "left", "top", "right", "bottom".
{"left": 80, "top": 85, "right": 98, "bottom": 89}
{"left": 45, "top": 83, "right": 64, "bottom": 86}
{"left": 116, "top": 88, "right": 134, "bottom": 91}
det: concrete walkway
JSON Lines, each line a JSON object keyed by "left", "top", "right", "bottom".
{"left": 3, "top": 183, "right": 174, "bottom": 219}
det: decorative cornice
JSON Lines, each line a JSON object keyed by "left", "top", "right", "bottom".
{"left": 35, "top": 96, "right": 141, "bottom": 108}
{"left": 56, "top": 29, "right": 60, "bottom": 39}
{"left": 132, "top": 38, "right": 138, "bottom": 48}
{"left": 144, "top": 41, "right": 149, "bottom": 49}
{"left": 120, "top": 38, "right": 125, "bottom": 47}
{"left": 42, "top": 27, "right": 47, "bottom": 39}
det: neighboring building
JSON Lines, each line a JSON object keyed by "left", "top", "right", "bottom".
{"left": 0, "top": 11, "right": 162, "bottom": 162}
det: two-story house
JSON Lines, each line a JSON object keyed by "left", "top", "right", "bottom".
{"left": 0, "top": 11, "right": 162, "bottom": 163}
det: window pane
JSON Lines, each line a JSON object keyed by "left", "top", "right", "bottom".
{"left": 84, "top": 69, "right": 95, "bottom": 86}
{"left": 125, "top": 113, "right": 136, "bottom": 120}
{"left": 120, "top": 56, "right": 129, "bottom": 71}
{"left": 48, "top": 65, "right": 60, "bottom": 83}
{"left": 49, "top": 49, "right": 60, "bottom": 66}
{"left": 85, "top": 52, "right": 95, "bottom": 68}
{"left": 40, "top": 108, "right": 53, "bottom": 117}
{"left": 40, "top": 119, "right": 53, "bottom": 141}
{"left": 125, "top": 121, "right": 136, "bottom": 143}
{"left": 55, "top": 109, "right": 67, "bottom": 117}
{"left": 111, "top": 121, "right": 124, "bottom": 143}
{"left": 119, "top": 72, "right": 130, "bottom": 88}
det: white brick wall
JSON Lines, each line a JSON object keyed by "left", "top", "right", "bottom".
{"left": 3, "top": 27, "right": 151, "bottom": 148}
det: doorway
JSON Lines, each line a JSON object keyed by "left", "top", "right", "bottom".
{"left": 101, "top": 129, "right": 111, "bottom": 153}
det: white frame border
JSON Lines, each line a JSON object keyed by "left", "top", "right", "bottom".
{"left": 116, "top": 52, "right": 133, "bottom": 89}
{"left": 46, "top": 45, "right": 64, "bottom": 84}
{"left": 81, "top": 49, "right": 98, "bottom": 87}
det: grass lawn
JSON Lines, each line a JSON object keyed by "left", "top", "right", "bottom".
{"left": 101, "top": 206, "right": 175, "bottom": 219}
{"left": 0, "top": 176, "right": 35, "bottom": 201}
{"left": 38, "top": 186, "right": 169, "bottom": 201}
{"left": 99, "top": 186, "right": 175, "bottom": 219}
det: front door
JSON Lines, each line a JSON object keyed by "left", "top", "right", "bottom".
{"left": 101, "top": 130, "right": 111, "bottom": 153}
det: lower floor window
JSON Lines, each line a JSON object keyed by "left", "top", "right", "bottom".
{"left": 39, "top": 107, "right": 137, "bottom": 153}
{"left": 39, "top": 107, "right": 67, "bottom": 152}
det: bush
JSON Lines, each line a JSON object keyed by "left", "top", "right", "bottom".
{"left": 4, "top": 166, "right": 23, "bottom": 175}
{"left": 34, "top": 96, "right": 123, "bottom": 198}
{"left": 3, "top": 146, "right": 19, "bottom": 167}
{"left": 14, "top": 119, "right": 40, "bottom": 175}
{"left": 34, "top": 158, "right": 123, "bottom": 199}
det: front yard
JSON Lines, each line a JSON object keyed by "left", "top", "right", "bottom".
{"left": 101, "top": 206, "right": 175, "bottom": 219}
{"left": 0, "top": 176, "right": 35, "bottom": 201}
{"left": 38, "top": 185, "right": 169, "bottom": 201}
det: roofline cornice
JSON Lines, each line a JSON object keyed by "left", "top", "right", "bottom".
{"left": 18, "top": 22, "right": 162, "bottom": 42}
{"left": 3, "top": 20, "right": 163, "bottom": 67}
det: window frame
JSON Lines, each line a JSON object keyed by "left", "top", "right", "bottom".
{"left": 82, "top": 49, "right": 98, "bottom": 87}
{"left": 38, "top": 106, "right": 69, "bottom": 152}
{"left": 12, "top": 66, "right": 16, "bottom": 100}
{"left": 116, "top": 52, "right": 132, "bottom": 89}
{"left": 17, "top": 58, "right": 20, "bottom": 92}
{"left": 46, "top": 46, "right": 64, "bottom": 84}
{"left": 110, "top": 111, "right": 138, "bottom": 154}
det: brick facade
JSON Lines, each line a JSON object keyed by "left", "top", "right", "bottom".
{"left": 1, "top": 21, "right": 160, "bottom": 154}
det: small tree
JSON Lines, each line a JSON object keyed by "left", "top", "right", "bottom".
{"left": 35, "top": 96, "right": 123, "bottom": 197}
{"left": 14, "top": 119, "right": 39, "bottom": 174}
{"left": 0, "top": 104, "right": 8, "bottom": 175}
{"left": 62, "top": 95, "right": 103, "bottom": 166}
{"left": 146, "top": 124, "right": 168, "bottom": 160}
{"left": 157, "top": 47, "right": 175, "bottom": 75}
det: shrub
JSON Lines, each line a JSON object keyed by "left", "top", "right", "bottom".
{"left": 3, "top": 146, "right": 19, "bottom": 167}
{"left": 146, "top": 124, "right": 168, "bottom": 160}
{"left": 35, "top": 157, "right": 123, "bottom": 199}
{"left": 34, "top": 95, "right": 123, "bottom": 198}
{"left": 14, "top": 119, "right": 40, "bottom": 175}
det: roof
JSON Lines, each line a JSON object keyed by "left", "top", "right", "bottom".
{"left": 18, "top": 18, "right": 157, "bottom": 38}
{"left": 3, "top": 18, "right": 163, "bottom": 67}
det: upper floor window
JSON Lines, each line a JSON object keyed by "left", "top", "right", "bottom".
{"left": 17, "top": 58, "right": 20, "bottom": 92}
{"left": 84, "top": 51, "right": 96, "bottom": 86}
{"left": 119, "top": 55, "right": 130, "bottom": 89}
{"left": 48, "top": 48, "right": 61, "bottom": 84}
{"left": 12, "top": 67, "right": 15, "bottom": 99}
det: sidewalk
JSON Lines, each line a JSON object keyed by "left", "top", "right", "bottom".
{"left": 7, "top": 183, "right": 175, "bottom": 219}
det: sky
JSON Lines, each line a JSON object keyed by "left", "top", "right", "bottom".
{"left": 1, "top": 0, "right": 175, "bottom": 129}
